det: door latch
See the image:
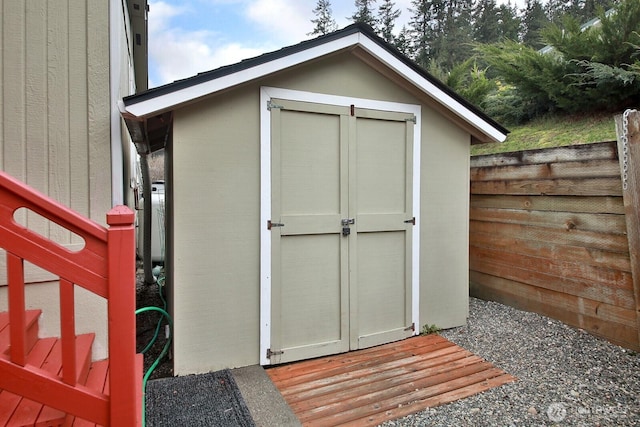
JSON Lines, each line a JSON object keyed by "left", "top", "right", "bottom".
{"left": 341, "top": 218, "right": 354, "bottom": 236}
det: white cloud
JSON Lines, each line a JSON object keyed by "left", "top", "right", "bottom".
{"left": 245, "top": 0, "right": 314, "bottom": 44}
{"left": 148, "top": 1, "right": 271, "bottom": 87}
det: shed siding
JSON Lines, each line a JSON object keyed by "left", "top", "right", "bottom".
{"left": 420, "top": 117, "right": 471, "bottom": 329}
{"left": 171, "top": 53, "right": 471, "bottom": 373}
{"left": 0, "top": 0, "right": 136, "bottom": 360}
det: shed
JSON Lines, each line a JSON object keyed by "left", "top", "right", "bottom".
{"left": 120, "top": 23, "right": 508, "bottom": 375}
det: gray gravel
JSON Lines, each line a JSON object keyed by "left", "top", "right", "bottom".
{"left": 384, "top": 297, "right": 640, "bottom": 427}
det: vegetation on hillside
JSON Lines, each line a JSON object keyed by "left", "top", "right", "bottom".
{"left": 312, "top": 0, "right": 640, "bottom": 133}
{"left": 471, "top": 112, "right": 617, "bottom": 155}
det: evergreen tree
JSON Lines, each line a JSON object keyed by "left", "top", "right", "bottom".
{"left": 377, "top": 0, "right": 401, "bottom": 43}
{"left": 436, "top": 0, "right": 474, "bottom": 70}
{"left": 394, "top": 25, "right": 413, "bottom": 57}
{"left": 473, "top": 0, "right": 501, "bottom": 44}
{"left": 521, "top": 0, "right": 551, "bottom": 49}
{"left": 408, "top": 0, "right": 438, "bottom": 67}
{"left": 309, "top": 0, "right": 338, "bottom": 36}
{"left": 497, "top": 1, "right": 521, "bottom": 41}
{"left": 477, "top": 0, "right": 640, "bottom": 117}
{"left": 409, "top": 0, "right": 474, "bottom": 71}
{"left": 350, "top": 0, "right": 378, "bottom": 28}
{"left": 545, "top": 0, "right": 567, "bottom": 25}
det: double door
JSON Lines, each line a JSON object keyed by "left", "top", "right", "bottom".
{"left": 267, "top": 98, "right": 416, "bottom": 364}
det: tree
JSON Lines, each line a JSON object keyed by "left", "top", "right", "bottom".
{"left": 309, "top": 0, "right": 338, "bottom": 36}
{"left": 545, "top": 0, "right": 567, "bottom": 24}
{"left": 408, "top": 0, "right": 474, "bottom": 71}
{"left": 350, "top": 0, "right": 378, "bottom": 28}
{"left": 408, "top": 0, "right": 438, "bottom": 67}
{"left": 377, "top": 0, "right": 401, "bottom": 43}
{"left": 473, "top": 0, "right": 501, "bottom": 44}
{"left": 477, "top": 0, "right": 640, "bottom": 118}
{"left": 436, "top": 0, "right": 474, "bottom": 70}
{"left": 497, "top": 1, "right": 521, "bottom": 41}
{"left": 521, "top": 0, "right": 550, "bottom": 49}
{"left": 393, "top": 25, "right": 412, "bottom": 57}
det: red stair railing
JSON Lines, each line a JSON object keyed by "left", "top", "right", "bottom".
{"left": 0, "top": 171, "right": 139, "bottom": 426}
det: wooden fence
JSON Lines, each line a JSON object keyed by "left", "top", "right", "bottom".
{"left": 469, "top": 111, "right": 640, "bottom": 351}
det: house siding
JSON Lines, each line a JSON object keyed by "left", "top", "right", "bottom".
{"left": 0, "top": 0, "right": 138, "bottom": 360}
{"left": 1, "top": 0, "right": 113, "bottom": 226}
{"left": 171, "top": 52, "right": 471, "bottom": 374}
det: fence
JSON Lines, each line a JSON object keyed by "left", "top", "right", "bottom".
{"left": 469, "top": 111, "right": 640, "bottom": 351}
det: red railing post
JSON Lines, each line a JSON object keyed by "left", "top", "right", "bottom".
{"left": 7, "top": 252, "right": 27, "bottom": 366}
{"left": 106, "top": 205, "right": 139, "bottom": 426}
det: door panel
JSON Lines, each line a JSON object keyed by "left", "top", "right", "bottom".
{"left": 279, "top": 234, "right": 344, "bottom": 355}
{"left": 351, "top": 109, "right": 414, "bottom": 349}
{"left": 355, "top": 117, "right": 408, "bottom": 214}
{"left": 270, "top": 99, "right": 350, "bottom": 364}
{"left": 356, "top": 231, "right": 408, "bottom": 346}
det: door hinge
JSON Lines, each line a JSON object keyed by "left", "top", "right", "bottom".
{"left": 404, "top": 217, "right": 416, "bottom": 225}
{"left": 266, "top": 348, "right": 284, "bottom": 358}
{"left": 267, "top": 100, "right": 283, "bottom": 111}
{"left": 404, "top": 323, "right": 415, "bottom": 332}
{"left": 406, "top": 116, "right": 416, "bottom": 124}
{"left": 267, "top": 220, "right": 285, "bottom": 230}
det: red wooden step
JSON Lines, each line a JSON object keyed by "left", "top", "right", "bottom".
{"left": 64, "top": 354, "right": 143, "bottom": 426}
{"left": 0, "top": 310, "right": 41, "bottom": 357}
{"left": 30, "top": 334, "right": 96, "bottom": 426}
{"left": 0, "top": 332, "right": 97, "bottom": 427}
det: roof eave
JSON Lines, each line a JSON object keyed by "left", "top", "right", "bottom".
{"left": 121, "top": 24, "right": 508, "bottom": 148}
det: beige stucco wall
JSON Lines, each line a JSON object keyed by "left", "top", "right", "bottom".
{"left": 0, "top": 0, "right": 138, "bottom": 360}
{"left": 171, "top": 52, "right": 470, "bottom": 374}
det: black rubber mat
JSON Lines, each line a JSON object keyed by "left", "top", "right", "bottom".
{"left": 146, "top": 369, "right": 255, "bottom": 426}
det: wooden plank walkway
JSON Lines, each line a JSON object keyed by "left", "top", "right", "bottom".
{"left": 267, "top": 334, "right": 516, "bottom": 427}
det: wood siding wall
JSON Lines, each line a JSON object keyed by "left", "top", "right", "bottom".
{"left": 469, "top": 141, "right": 640, "bottom": 351}
{"left": 1, "top": 0, "right": 112, "bottom": 231}
{"left": 0, "top": 1, "right": 138, "bottom": 360}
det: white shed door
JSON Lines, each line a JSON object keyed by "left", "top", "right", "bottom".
{"left": 267, "top": 98, "right": 415, "bottom": 364}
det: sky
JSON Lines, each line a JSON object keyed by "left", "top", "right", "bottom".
{"left": 147, "top": 0, "right": 524, "bottom": 89}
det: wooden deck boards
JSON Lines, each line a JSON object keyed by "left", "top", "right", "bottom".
{"left": 267, "top": 334, "right": 516, "bottom": 427}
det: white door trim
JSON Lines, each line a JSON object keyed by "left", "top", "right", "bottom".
{"left": 259, "top": 86, "right": 421, "bottom": 365}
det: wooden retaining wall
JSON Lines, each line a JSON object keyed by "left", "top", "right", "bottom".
{"left": 469, "top": 118, "right": 640, "bottom": 351}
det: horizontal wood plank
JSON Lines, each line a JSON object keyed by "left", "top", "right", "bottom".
{"left": 470, "top": 195, "right": 625, "bottom": 214}
{"left": 470, "top": 231, "right": 631, "bottom": 272}
{"left": 470, "top": 207, "right": 626, "bottom": 234}
{"left": 470, "top": 220, "right": 630, "bottom": 253}
{"left": 471, "top": 177, "right": 622, "bottom": 196}
{"left": 471, "top": 158, "right": 621, "bottom": 181}
{"left": 470, "top": 141, "right": 617, "bottom": 168}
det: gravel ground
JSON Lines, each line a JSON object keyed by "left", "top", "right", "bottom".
{"left": 384, "top": 297, "right": 640, "bottom": 427}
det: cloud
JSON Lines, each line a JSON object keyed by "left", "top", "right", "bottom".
{"left": 148, "top": 1, "right": 271, "bottom": 87}
{"left": 245, "top": 0, "right": 314, "bottom": 44}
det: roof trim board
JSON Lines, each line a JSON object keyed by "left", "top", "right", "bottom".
{"left": 121, "top": 23, "right": 508, "bottom": 145}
